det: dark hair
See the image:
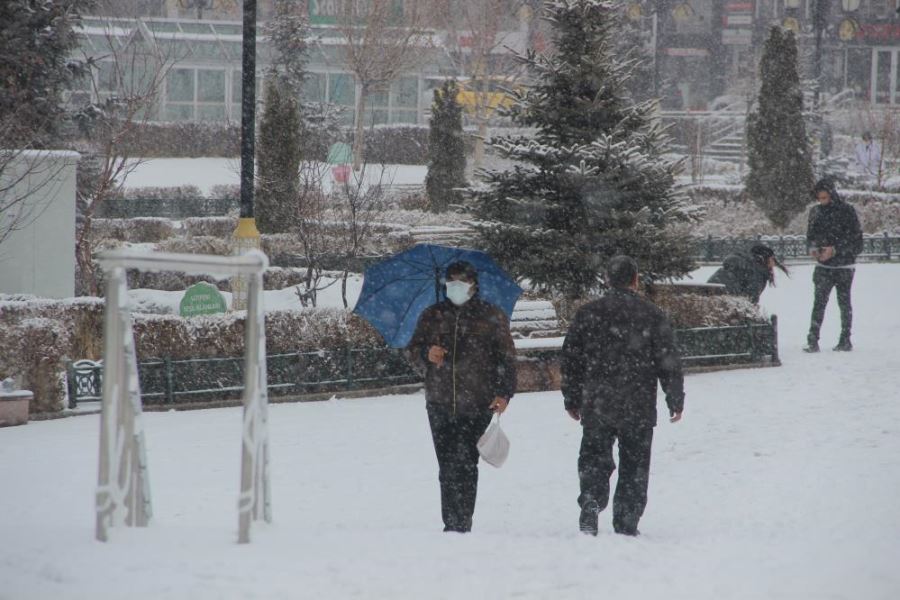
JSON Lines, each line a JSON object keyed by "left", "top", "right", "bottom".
{"left": 750, "top": 244, "right": 775, "bottom": 261}
{"left": 445, "top": 260, "right": 478, "bottom": 283}
{"left": 606, "top": 255, "right": 638, "bottom": 288}
{"left": 749, "top": 244, "right": 789, "bottom": 283}
{"left": 862, "top": 131, "right": 872, "bottom": 142}
{"left": 813, "top": 177, "right": 839, "bottom": 202}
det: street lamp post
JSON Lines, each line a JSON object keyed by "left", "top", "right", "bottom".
{"left": 812, "top": 0, "right": 829, "bottom": 111}
{"left": 231, "top": 0, "right": 261, "bottom": 311}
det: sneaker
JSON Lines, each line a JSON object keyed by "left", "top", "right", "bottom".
{"left": 579, "top": 501, "right": 600, "bottom": 536}
{"left": 803, "top": 341, "right": 820, "bottom": 353}
{"left": 833, "top": 339, "right": 853, "bottom": 352}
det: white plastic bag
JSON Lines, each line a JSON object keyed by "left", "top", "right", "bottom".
{"left": 477, "top": 415, "right": 510, "bottom": 468}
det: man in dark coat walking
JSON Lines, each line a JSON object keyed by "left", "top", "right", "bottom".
{"left": 804, "top": 178, "right": 863, "bottom": 352}
{"left": 561, "top": 256, "right": 684, "bottom": 536}
{"left": 407, "top": 261, "right": 517, "bottom": 533}
{"left": 708, "top": 244, "right": 789, "bottom": 304}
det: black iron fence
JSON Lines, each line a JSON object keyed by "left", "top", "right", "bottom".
{"left": 695, "top": 234, "right": 899, "bottom": 263}
{"left": 66, "top": 317, "right": 779, "bottom": 407}
{"left": 67, "top": 347, "right": 419, "bottom": 408}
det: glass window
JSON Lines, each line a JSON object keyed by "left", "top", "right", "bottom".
{"left": 390, "top": 109, "right": 418, "bottom": 124}
{"left": 164, "top": 104, "right": 193, "bottom": 121}
{"left": 875, "top": 50, "right": 892, "bottom": 104}
{"left": 97, "top": 61, "right": 117, "bottom": 92}
{"left": 167, "top": 68, "right": 195, "bottom": 102}
{"left": 232, "top": 69, "right": 242, "bottom": 105}
{"left": 329, "top": 73, "right": 356, "bottom": 106}
{"left": 197, "top": 105, "right": 226, "bottom": 121}
{"left": 362, "top": 108, "right": 389, "bottom": 126}
{"left": 846, "top": 49, "right": 871, "bottom": 100}
{"left": 369, "top": 88, "right": 389, "bottom": 108}
{"left": 302, "top": 72, "right": 327, "bottom": 103}
{"left": 198, "top": 69, "right": 225, "bottom": 102}
{"left": 394, "top": 77, "right": 418, "bottom": 108}
{"left": 895, "top": 51, "right": 900, "bottom": 103}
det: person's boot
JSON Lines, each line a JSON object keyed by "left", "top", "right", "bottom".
{"left": 803, "top": 335, "right": 820, "bottom": 353}
{"left": 579, "top": 500, "right": 600, "bottom": 536}
{"left": 833, "top": 336, "right": 853, "bottom": 352}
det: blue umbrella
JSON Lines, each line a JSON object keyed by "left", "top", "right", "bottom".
{"left": 353, "top": 244, "right": 523, "bottom": 348}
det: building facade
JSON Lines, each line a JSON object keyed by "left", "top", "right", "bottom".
{"left": 73, "top": 1, "right": 532, "bottom": 127}
{"left": 621, "top": 0, "right": 900, "bottom": 109}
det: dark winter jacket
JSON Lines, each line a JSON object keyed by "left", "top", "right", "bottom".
{"left": 407, "top": 297, "right": 517, "bottom": 415}
{"left": 807, "top": 187, "right": 863, "bottom": 267}
{"left": 561, "top": 288, "right": 684, "bottom": 429}
{"left": 707, "top": 251, "right": 769, "bottom": 304}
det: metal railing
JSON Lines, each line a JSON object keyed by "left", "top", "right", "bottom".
{"left": 67, "top": 317, "right": 780, "bottom": 407}
{"left": 68, "top": 346, "right": 419, "bottom": 408}
{"left": 695, "top": 234, "right": 899, "bottom": 263}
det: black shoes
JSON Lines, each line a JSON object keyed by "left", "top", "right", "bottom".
{"left": 806, "top": 337, "right": 853, "bottom": 352}
{"left": 579, "top": 500, "right": 600, "bottom": 536}
{"left": 833, "top": 339, "right": 853, "bottom": 352}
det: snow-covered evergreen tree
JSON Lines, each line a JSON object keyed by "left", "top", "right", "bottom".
{"left": 745, "top": 27, "right": 814, "bottom": 230}
{"left": 0, "top": 0, "right": 92, "bottom": 147}
{"left": 425, "top": 80, "right": 466, "bottom": 213}
{"left": 256, "top": 77, "right": 303, "bottom": 234}
{"left": 468, "top": 0, "right": 697, "bottom": 300}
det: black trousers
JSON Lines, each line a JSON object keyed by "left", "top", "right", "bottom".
{"left": 808, "top": 266, "right": 855, "bottom": 342}
{"left": 427, "top": 404, "right": 492, "bottom": 532}
{"left": 578, "top": 423, "right": 654, "bottom": 534}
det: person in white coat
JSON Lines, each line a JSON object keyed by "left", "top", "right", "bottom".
{"left": 854, "top": 131, "right": 882, "bottom": 182}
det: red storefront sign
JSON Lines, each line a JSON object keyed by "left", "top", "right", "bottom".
{"left": 725, "top": 2, "right": 753, "bottom": 11}
{"left": 856, "top": 24, "right": 900, "bottom": 42}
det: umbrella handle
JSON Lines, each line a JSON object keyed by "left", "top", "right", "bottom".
{"left": 434, "top": 266, "right": 441, "bottom": 303}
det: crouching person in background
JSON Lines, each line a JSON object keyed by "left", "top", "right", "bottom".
{"left": 407, "top": 261, "right": 517, "bottom": 533}
{"left": 707, "top": 244, "right": 789, "bottom": 305}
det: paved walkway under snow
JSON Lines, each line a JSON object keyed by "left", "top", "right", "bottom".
{"left": 1, "top": 264, "right": 899, "bottom": 599}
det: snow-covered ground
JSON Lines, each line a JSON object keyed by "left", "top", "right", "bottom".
{"left": 125, "top": 158, "right": 428, "bottom": 196}
{"left": 2, "top": 263, "right": 899, "bottom": 600}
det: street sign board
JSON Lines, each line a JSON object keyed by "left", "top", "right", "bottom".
{"left": 180, "top": 282, "right": 227, "bottom": 317}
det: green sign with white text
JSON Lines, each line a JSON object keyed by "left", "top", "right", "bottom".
{"left": 180, "top": 282, "right": 227, "bottom": 317}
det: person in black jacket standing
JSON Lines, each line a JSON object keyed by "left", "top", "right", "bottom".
{"left": 561, "top": 256, "right": 684, "bottom": 537}
{"left": 804, "top": 178, "right": 863, "bottom": 352}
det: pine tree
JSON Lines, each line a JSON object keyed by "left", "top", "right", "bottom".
{"left": 0, "top": 0, "right": 92, "bottom": 147}
{"left": 469, "top": 0, "right": 697, "bottom": 300}
{"left": 256, "top": 0, "right": 312, "bottom": 234}
{"left": 425, "top": 80, "right": 467, "bottom": 213}
{"left": 256, "top": 77, "right": 303, "bottom": 233}
{"left": 745, "top": 27, "right": 815, "bottom": 230}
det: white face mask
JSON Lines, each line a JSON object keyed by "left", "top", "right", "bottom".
{"left": 445, "top": 280, "right": 473, "bottom": 306}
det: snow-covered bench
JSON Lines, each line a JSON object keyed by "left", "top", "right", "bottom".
{"left": 510, "top": 300, "right": 562, "bottom": 339}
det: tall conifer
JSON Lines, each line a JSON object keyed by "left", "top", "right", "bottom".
{"left": 746, "top": 27, "right": 815, "bottom": 229}
{"left": 425, "top": 80, "right": 466, "bottom": 213}
{"left": 469, "top": 0, "right": 697, "bottom": 299}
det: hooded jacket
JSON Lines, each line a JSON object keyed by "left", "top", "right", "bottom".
{"left": 707, "top": 251, "right": 770, "bottom": 304}
{"left": 561, "top": 288, "right": 684, "bottom": 430}
{"left": 807, "top": 180, "right": 863, "bottom": 267}
{"left": 407, "top": 297, "right": 517, "bottom": 415}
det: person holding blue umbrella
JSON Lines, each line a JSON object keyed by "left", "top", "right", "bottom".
{"left": 406, "top": 260, "right": 517, "bottom": 533}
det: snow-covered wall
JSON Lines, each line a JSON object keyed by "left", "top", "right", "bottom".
{"left": 0, "top": 150, "right": 79, "bottom": 298}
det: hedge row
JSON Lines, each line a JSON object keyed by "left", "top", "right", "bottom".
{"left": 0, "top": 298, "right": 383, "bottom": 413}
{"left": 109, "top": 121, "right": 436, "bottom": 164}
